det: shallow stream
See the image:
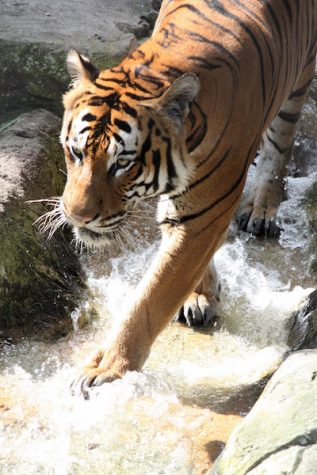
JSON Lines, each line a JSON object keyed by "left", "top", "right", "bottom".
{"left": 0, "top": 137, "right": 316, "bottom": 474}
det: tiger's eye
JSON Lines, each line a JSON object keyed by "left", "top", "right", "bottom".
{"left": 117, "top": 158, "right": 130, "bottom": 168}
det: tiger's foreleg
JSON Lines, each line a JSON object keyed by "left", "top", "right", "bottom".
{"left": 238, "top": 62, "right": 315, "bottom": 238}
{"left": 71, "top": 221, "right": 225, "bottom": 397}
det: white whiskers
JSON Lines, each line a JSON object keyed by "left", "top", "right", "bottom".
{"left": 28, "top": 197, "right": 67, "bottom": 240}
{"left": 27, "top": 197, "right": 157, "bottom": 254}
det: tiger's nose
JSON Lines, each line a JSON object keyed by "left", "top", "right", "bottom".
{"left": 63, "top": 202, "right": 100, "bottom": 226}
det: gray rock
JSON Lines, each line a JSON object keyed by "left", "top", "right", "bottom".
{"left": 151, "top": 0, "right": 163, "bottom": 11}
{"left": 210, "top": 350, "right": 317, "bottom": 475}
{"left": 305, "top": 179, "right": 317, "bottom": 297}
{"left": 291, "top": 69, "right": 317, "bottom": 175}
{"left": 0, "top": 109, "right": 86, "bottom": 338}
{"left": 0, "top": 0, "right": 156, "bottom": 119}
{"left": 287, "top": 290, "right": 317, "bottom": 350}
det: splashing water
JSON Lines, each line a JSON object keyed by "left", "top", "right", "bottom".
{"left": 1, "top": 141, "right": 316, "bottom": 473}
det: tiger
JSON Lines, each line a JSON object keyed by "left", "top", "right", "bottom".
{"left": 59, "top": 0, "right": 317, "bottom": 397}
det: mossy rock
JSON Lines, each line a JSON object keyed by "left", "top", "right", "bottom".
{"left": 0, "top": 109, "right": 86, "bottom": 339}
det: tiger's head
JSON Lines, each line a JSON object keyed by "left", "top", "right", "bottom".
{"left": 60, "top": 50, "right": 200, "bottom": 247}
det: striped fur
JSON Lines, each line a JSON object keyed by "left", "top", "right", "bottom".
{"left": 61, "top": 0, "right": 317, "bottom": 394}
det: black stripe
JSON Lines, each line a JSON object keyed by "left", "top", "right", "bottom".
{"left": 78, "top": 55, "right": 99, "bottom": 81}
{"left": 210, "top": 0, "right": 266, "bottom": 105}
{"left": 266, "top": 134, "right": 288, "bottom": 154}
{"left": 131, "top": 163, "right": 144, "bottom": 182}
{"left": 189, "top": 148, "right": 231, "bottom": 191}
{"left": 79, "top": 126, "right": 91, "bottom": 134}
{"left": 231, "top": 0, "right": 266, "bottom": 28}
{"left": 160, "top": 139, "right": 258, "bottom": 226}
{"left": 139, "top": 132, "right": 152, "bottom": 164}
{"left": 197, "top": 2, "right": 244, "bottom": 44}
{"left": 67, "top": 119, "right": 73, "bottom": 134}
{"left": 192, "top": 199, "right": 238, "bottom": 238}
{"left": 188, "top": 55, "right": 222, "bottom": 71}
{"left": 188, "top": 31, "right": 239, "bottom": 68}
{"left": 163, "top": 136, "right": 177, "bottom": 182}
{"left": 188, "top": 109, "right": 196, "bottom": 129}
{"left": 138, "top": 73, "right": 165, "bottom": 90}
{"left": 113, "top": 133, "right": 125, "bottom": 147}
{"left": 94, "top": 81, "right": 114, "bottom": 91}
{"left": 278, "top": 110, "right": 301, "bottom": 124}
{"left": 152, "top": 150, "right": 161, "bottom": 193}
{"left": 121, "top": 102, "right": 138, "bottom": 118}
{"left": 108, "top": 163, "right": 116, "bottom": 177}
{"left": 88, "top": 96, "right": 107, "bottom": 106}
{"left": 163, "top": 3, "right": 203, "bottom": 21}
{"left": 289, "top": 78, "right": 313, "bottom": 99}
{"left": 130, "top": 80, "right": 153, "bottom": 95}
{"left": 282, "top": 0, "right": 293, "bottom": 23}
{"left": 101, "top": 211, "right": 126, "bottom": 223}
{"left": 265, "top": 3, "right": 283, "bottom": 47}
{"left": 119, "top": 149, "right": 137, "bottom": 156}
{"left": 161, "top": 65, "right": 185, "bottom": 79}
{"left": 125, "top": 91, "right": 154, "bottom": 101}
{"left": 186, "top": 103, "right": 208, "bottom": 153}
{"left": 114, "top": 118, "right": 131, "bottom": 134}
{"left": 88, "top": 93, "right": 119, "bottom": 107}
{"left": 82, "top": 113, "right": 97, "bottom": 122}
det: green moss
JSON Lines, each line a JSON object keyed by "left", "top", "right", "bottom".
{"left": 0, "top": 41, "right": 120, "bottom": 119}
{"left": 0, "top": 124, "right": 86, "bottom": 334}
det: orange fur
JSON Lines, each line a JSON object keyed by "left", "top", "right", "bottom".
{"left": 60, "top": 0, "right": 317, "bottom": 395}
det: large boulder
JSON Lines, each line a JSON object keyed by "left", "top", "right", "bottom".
{"left": 0, "top": 109, "right": 86, "bottom": 338}
{"left": 0, "top": 0, "right": 157, "bottom": 120}
{"left": 210, "top": 350, "right": 317, "bottom": 474}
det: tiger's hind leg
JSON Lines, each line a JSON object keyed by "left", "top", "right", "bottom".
{"left": 238, "top": 62, "right": 316, "bottom": 238}
{"left": 176, "top": 259, "right": 220, "bottom": 326}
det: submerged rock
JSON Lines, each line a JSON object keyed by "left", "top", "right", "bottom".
{"left": 210, "top": 350, "right": 317, "bottom": 475}
{"left": 0, "top": 109, "right": 85, "bottom": 338}
{"left": 0, "top": 0, "right": 156, "bottom": 119}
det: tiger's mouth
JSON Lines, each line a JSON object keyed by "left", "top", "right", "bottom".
{"left": 74, "top": 226, "right": 118, "bottom": 247}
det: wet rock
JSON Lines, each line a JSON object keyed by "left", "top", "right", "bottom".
{"left": 305, "top": 180, "right": 317, "bottom": 295}
{"left": 0, "top": 109, "right": 85, "bottom": 338}
{"left": 0, "top": 0, "right": 156, "bottom": 119}
{"left": 152, "top": 0, "right": 163, "bottom": 11}
{"left": 210, "top": 350, "right": 317, "bottom": 475}
{"left": 287, "top": 289, "right": 317, "bottom": 350}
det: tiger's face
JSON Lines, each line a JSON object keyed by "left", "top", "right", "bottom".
{"left": 60, "top": 50, "right": 200, "bottom": 247}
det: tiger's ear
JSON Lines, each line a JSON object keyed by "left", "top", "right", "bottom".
{"left": 154, "top": 74, "right": 200, "bottom": 133}
{"left": 66, "top": 49, "right": 99, "bottom": 84}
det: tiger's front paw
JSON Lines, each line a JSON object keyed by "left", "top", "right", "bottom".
{"left": 71, "top": 347, "right": 129, "bottom": 399}
{"left": 176, "top": 291, "right": 219, "bottom": 327}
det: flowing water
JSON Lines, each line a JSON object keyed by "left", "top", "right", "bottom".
{"left": 0, "top": 137, "right": 316, "bottom": 474}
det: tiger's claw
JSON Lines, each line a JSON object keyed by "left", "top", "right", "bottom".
{"left": 70, "top": 348, "right": 126, "bottom": 399}
{"left": 237, "top": 207, "right": 282, "bottom": 238}
{"left": 176, "top": 292, "right": 218, "bottom": 327}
